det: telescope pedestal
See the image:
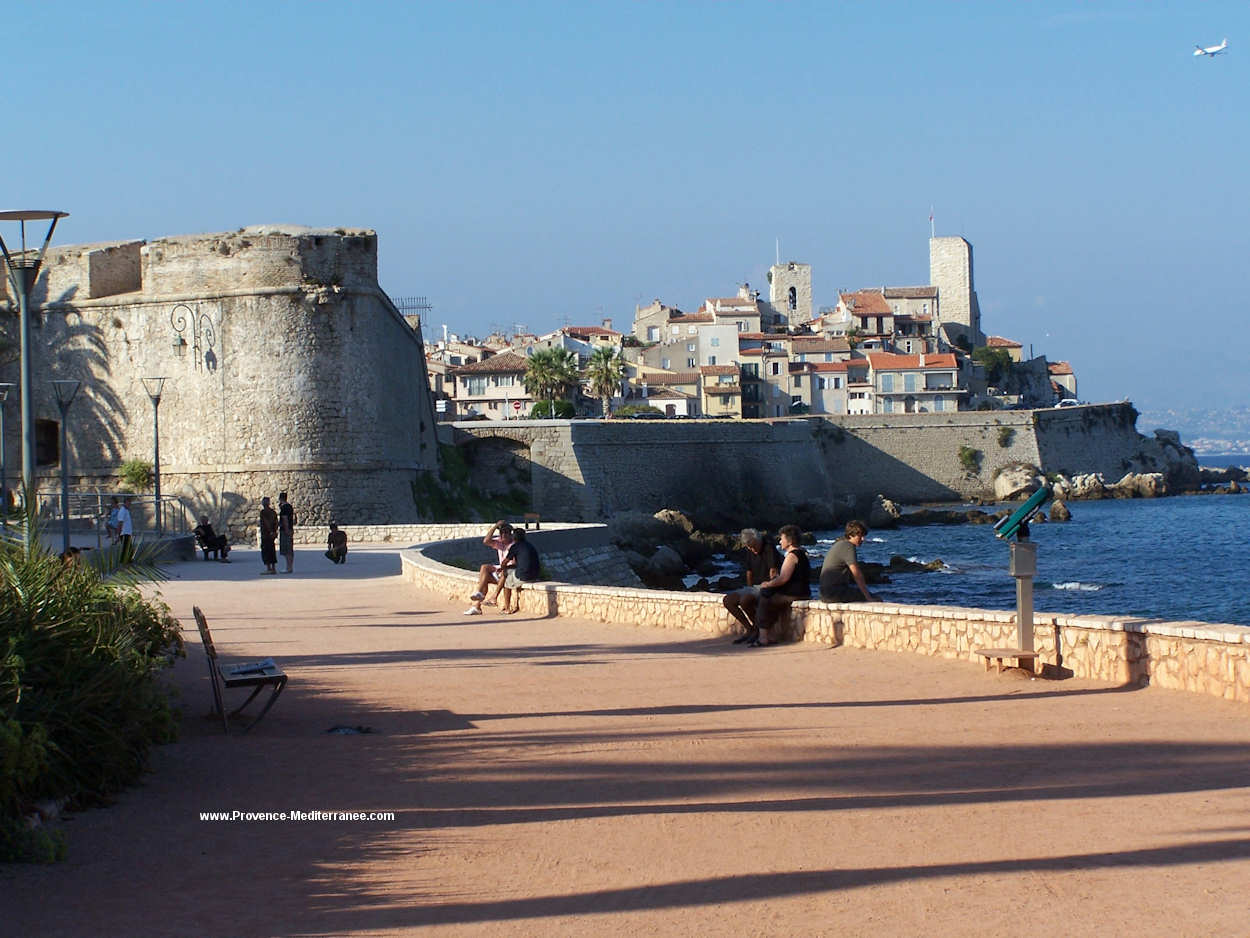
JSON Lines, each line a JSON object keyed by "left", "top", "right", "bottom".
{"left": 975, "top": 539, "right": 1040, "bottom": 675}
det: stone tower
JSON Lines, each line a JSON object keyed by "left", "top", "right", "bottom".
{"left": 767, "top": 261, "right": 812, "bottom": 330}
{"left": 929, "top": 237, "right": 983, "bottom": 350}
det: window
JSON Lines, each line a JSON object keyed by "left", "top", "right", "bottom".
{"left": 791, "top": 395, "right": 803, "bottom": 408}
{"left": 647, "top": 326, "right": 659, "bottom": 342}
{"left": 792, "top": 376, "right": 801, "bottom": 388}
{"left": 904, "top": 373, "right": 918, "bottom": 393}
{"left": 687, "top": 358, "right": 696, "bottom": 368}
{"left": 36, "top": 419, "right": 58, "bottom": 466}
{"left": 671, "top": 325, "right": 680, "bottom": 335}
{"left": 825, "top": 352, "right": 832, "bottom": 362}
{"left": 882, "top": 398, "right": 893, "bottom": 413}
{"left": 688, "top": 326, "right": 697, "bottom": 335}
{"left": 488, "top": 400, "right": 499, "bottom": 410}
{"left": 708, "top": 355, "right": 717, "bottom": 365}
{"left": 788, "top": 286, "right": 797, "bottom": 311}
{"left": 770, "top": 362, "right": 781, "bottom": 376}
{"left": 710, "top": 336, "right": 720, "bottom": 347}
{"left": 465, "top": 376, "right": 487, "bottom": 396}
{"left": 720, "top": 395, "right": 731, "bottom": 405}
{"left": 834, "top": 377, "right": 842, "bottom": 389}
{"left": 880, "top": 374, "right": 894, "bottom": 392}
{"left": 687, "top": 342, "right": 696, "bottom": 352}
{"left": 737, "top": 321, "right": 746, "bottom": 331}
{"left": 817, "top": 377, "right": 827, "bottom": 390}
{"left": 742, "top": 363, "right": 759, "bottom": 378}
{"left": 661, "top": 358, "right": 670, "bottom": 369}
{"left": 933, "top": 397, "right": 944, "bottom": 412}
{"left": 495, "top": 375, "right": 515, "bottom": 387}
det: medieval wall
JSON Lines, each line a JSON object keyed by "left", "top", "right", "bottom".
{"left": 0, "top": 225, "right": 439, "bottom": 535}
{"left": 447, "top": 403, "right": 1154, "bottom": 522}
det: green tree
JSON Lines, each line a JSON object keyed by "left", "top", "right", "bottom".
{"left": 523, "top": 347, "right": 579, "bottom": 417}
{"left": 584, "top": 346, "right": 627, "bottom": 417}
{"left": 972, "top": 346, "right": 1012, "bottom": 387}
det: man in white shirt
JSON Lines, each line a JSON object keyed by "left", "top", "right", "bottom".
{"left": 117, "top": 497, "right": 134, "bottom": 560}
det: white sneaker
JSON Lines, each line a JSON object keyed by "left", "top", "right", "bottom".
{"left": 464, "top": 606, "right": 483, "bottom": 615}
{"left": 470, "top": 591, "right": 485, "bottom": 601}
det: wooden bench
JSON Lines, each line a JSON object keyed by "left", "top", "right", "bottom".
{"left": 192, "top": 606, "right": 287, "bottom": 733}
{"left": 523, "top": 512, "right": 540, "bottom": 530}
{"left": 974, "top": 647, "right": 1039, "bottom": 674}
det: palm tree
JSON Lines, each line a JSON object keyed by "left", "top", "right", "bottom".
{"left": 584, "top": 346, "right": 626, "bottom": 417}
{"left": 523, "top": 347, "right": 579, "bottom": 417}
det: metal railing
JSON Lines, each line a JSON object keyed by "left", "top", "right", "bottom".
{"left": 30, "top": 490, "right": 195, "bottom": 547}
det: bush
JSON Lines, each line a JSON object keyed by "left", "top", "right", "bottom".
{"left": 958, "top": 445, "right": 983, "bottom": 474}
{"left": 997, "top": 426, "right": 1015, "bottom": 448}
{"left": 613, "top": 404, "right": 664, "bottom": 418}
{"left": 118, "top": 459, "right": 154, "bottom": 492}
{"left": 0, "top": 503, "right": 182, "bottom": 861}
{"left": 529, "top": 400, "right": 574, "bottom": 419}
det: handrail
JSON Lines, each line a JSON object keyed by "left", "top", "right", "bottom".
{"left": 31, "top": 490, "right": 194, "bottom": 546}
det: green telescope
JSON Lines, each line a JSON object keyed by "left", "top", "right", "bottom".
{"left": 993, "top": 484, "right": 1053, "bottom": 541}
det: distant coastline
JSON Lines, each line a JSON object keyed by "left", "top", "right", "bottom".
{"left": 1195, "top": 452, "right": 1250, "bottom": 468}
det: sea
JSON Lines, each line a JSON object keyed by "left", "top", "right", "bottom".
{"left": 692, "top": 453, "right": 1250, "bottom": 627}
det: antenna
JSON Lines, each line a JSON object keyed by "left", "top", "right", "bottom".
{"left": 775, "top": 237, "right": 780, "bottom": 266}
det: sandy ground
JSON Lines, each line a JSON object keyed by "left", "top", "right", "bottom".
{"left": 4, "top": 544, "right": 1250, "bottom": 937}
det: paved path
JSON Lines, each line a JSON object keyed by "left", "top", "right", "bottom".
{"left": 4, "top": 545, "right": 1250, "bottom": 936}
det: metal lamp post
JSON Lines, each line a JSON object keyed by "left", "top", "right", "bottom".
{"left": 0, "top": 210, "right": 69, "bottom": 499}
{"left": 51, "top": 380, "right": 80, "bottom": 555}
{"left": 141, "top": 377, "right": 167, "bottom": 536}
{"left": 0, "top": 383, "right": 11, "bottom": 524}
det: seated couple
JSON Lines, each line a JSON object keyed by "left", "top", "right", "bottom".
{"left": 466, "top": 520, "right": 541, "bottom": 615}
{"left": 723, "top": 520, "right": 880, "bottom": 646}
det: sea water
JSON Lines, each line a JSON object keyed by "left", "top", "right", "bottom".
{"left": 809, "top": 496, "right": 1250, "bottom": 627}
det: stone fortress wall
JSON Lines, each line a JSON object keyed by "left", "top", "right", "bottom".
{"left": 447, "top": 403, "right": 1157, "bottom": 523}
{"left": 1, "top": 225, "right": 440, "bottom": 536}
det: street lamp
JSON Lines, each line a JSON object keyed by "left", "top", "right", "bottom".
{"left": 51, "top": 379, "right": 80, "bottom": 555}
{"left": 0, "top": 383, "right": 11, "bottom": 523}
{"left": 0, "top": 210, "right": 69, "bottom": 496}
{"left": 141, "top": 377, "right": 167, "bottom": 536}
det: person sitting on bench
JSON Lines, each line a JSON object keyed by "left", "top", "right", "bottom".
{"left": 194, "top": 515, "right": 232, "bottom": 562}
{"left": 325, "top": 522, "right": 348, "bottom": 564}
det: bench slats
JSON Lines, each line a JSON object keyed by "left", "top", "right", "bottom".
{"left": 192, "top": 606, "right": 287, "bottom": 733}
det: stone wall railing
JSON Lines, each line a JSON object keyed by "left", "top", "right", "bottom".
{"left": 401, "top": 546, "right": 1250, "bottom": 705}
{"left": 288, "top": 521, "right": 586, "bottom": 546}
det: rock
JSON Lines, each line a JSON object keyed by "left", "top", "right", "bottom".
{"left": 647, "top": 544, "right": 687, "bottom": 577}
{"left": 1113, "top": 472, "right": 1167, "bottom": 498}
{"left": 1231, "top": 480, "right": 1242, "bottom": 494}
{"left": 888, "top": 554, "right": 945, "bottom": 572}
{"left": 867, "top": 495, "right": 901, "bottom": 529}
{"left": 993, "top": 463, "right": 1044, "bottom": 501}
{"left": 653, "top": 508, "right": 695, "bottom": 534}
{"left": 607, "top": 511, "right": 681, "bottom": 552}
{"left": 1066, "top": 473, "right": 1108, "bottom": 500}
{"left": 1050, "top": 499, "right": 1071, "bottom": 521}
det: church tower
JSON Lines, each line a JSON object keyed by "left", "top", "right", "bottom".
{"left": 929, "top": 237, "right": 983, "bottom": 350}
{"left": 767, "top": 261, "right": 812, "bottom": 330}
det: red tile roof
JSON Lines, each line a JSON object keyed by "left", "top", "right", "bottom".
{"left": 669, "top": 312, "right": 714, "bottom": 324}
{"left": 864, "top": 352, "right": 958, "bottom": 370}
{"left": 791, "top": 337, "right": 851, "bottom": 353}
{"left": 987, "top": 335, "right": 1022, "bottom": 348}
{"left": 451, "top": 351, "right": 528, "bottom": 375}
{"left": 1048, "top": 361, "right": 1074, "bottom": 375}
{"left": 645, "top": 371, "right": 701, "bottom": 386}
{"left": 883, "top": 286, "right": 937, "bottom": 299}
{"left": 563, "top": 325, "right": 622, "bottom": 339}
{"left": 839, "top": 289, "right": 891, "bottom": 314}
{"left": 809, "top": 361, "right": 851, "bottom": 373}
{"left": 700, "top": 365, "right": 740, "bottom": 376}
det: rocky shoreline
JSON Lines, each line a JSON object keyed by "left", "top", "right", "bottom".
{"left": 608, "top": 431, "right": 1246, "bottom": 593}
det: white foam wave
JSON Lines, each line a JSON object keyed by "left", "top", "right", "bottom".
{"left": 1049, "top": 581, "right": 1103, "bottom": 592}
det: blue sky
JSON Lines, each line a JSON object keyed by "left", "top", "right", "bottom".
{"left": 6, "top": 1, "right": 1245, "bottom": 409}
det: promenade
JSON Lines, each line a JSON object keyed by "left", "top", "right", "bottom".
{"left": 4, "top": 545, "right": 1250, "bottom": 936}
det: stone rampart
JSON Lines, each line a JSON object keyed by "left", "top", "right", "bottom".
{"left": 446, "top": 403, "right": 1154, "bottom": 522}
{"left": 1, "top": 225, "right": 440, "bottom": 538}
{"left": 401, "top": 533, "right": 1250, "bottom": 705}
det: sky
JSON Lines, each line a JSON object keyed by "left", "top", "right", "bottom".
{"left": 5, "top": 1, "right": 1246, "bottom": 410}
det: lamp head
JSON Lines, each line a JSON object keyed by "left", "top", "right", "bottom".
{"left": 142, "top": 376, "right": 167, "bottom": 402}
{"left": 51, "top": 379, "right": 80, "bottom": 408}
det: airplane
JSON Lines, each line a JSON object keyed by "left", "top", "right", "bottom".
{"left": 1194, "top": 38, "right": 1228, "bottom": 57}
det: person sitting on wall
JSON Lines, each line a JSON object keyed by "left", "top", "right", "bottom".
{"left": 750, "top": 524, "right": 812, "bottom": 648}
{"left": 465, "top": 520, "right": 514, "bottom": 615}
{"left": 193, "top": 515, "right": 232, "bottom": 562}
{"left": 325, "top": 523, "right": 348, "bottom": 564}
{"left": 723, "top": 528, "right": 781, "bottom": 645}
{"left": 818, "top": 519, "right": 879, "bottom": 603}
{"left": 491, "top": 528, "right": 541, "bottom": 614}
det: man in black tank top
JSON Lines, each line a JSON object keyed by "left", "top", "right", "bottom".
{"left": 750, "top": 524, "right": 811, "bottom": 647}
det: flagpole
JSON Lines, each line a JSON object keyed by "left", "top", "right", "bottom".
{"left": 929, "top": 207, "right": 935, "bottom": 239}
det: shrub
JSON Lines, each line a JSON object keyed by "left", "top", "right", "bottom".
{"left": 958, "top": 445, "right": 983, "bottom": 474}
{"left": 118, "top": 459, "right": 154, "bottom": 492}
{"left": 0, "top": 500, "right": 181, "bottom": 861}
{"left": 529, "top": 400, "right": 574, "bottom": 419}
{"left": 997, "top": 426, "right": 1015, "bottom": 448}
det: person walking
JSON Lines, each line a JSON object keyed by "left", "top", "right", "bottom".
{"left": 278, "top": 491, "right": 296, "bottom": 573}
{"left": 117, "top": 497, "right": 134, "bottom": 561}
{"left": 259, "top": 497, "right": 279, "bottom": 575}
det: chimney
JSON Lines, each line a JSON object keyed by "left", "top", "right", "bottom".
{"left": 919, "top": 353, "right": 926, "bottom": 367}
{"left": 602, "top": 317, "right": 612, "bottom": 331}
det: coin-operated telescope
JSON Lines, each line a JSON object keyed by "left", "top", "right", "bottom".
{"left": 978, "top": 485, "right": 1053, "bottom": 673}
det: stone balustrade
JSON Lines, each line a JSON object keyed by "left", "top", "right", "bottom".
{"left": 401, "top": 542, "right": 1250, "bottom": 705}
